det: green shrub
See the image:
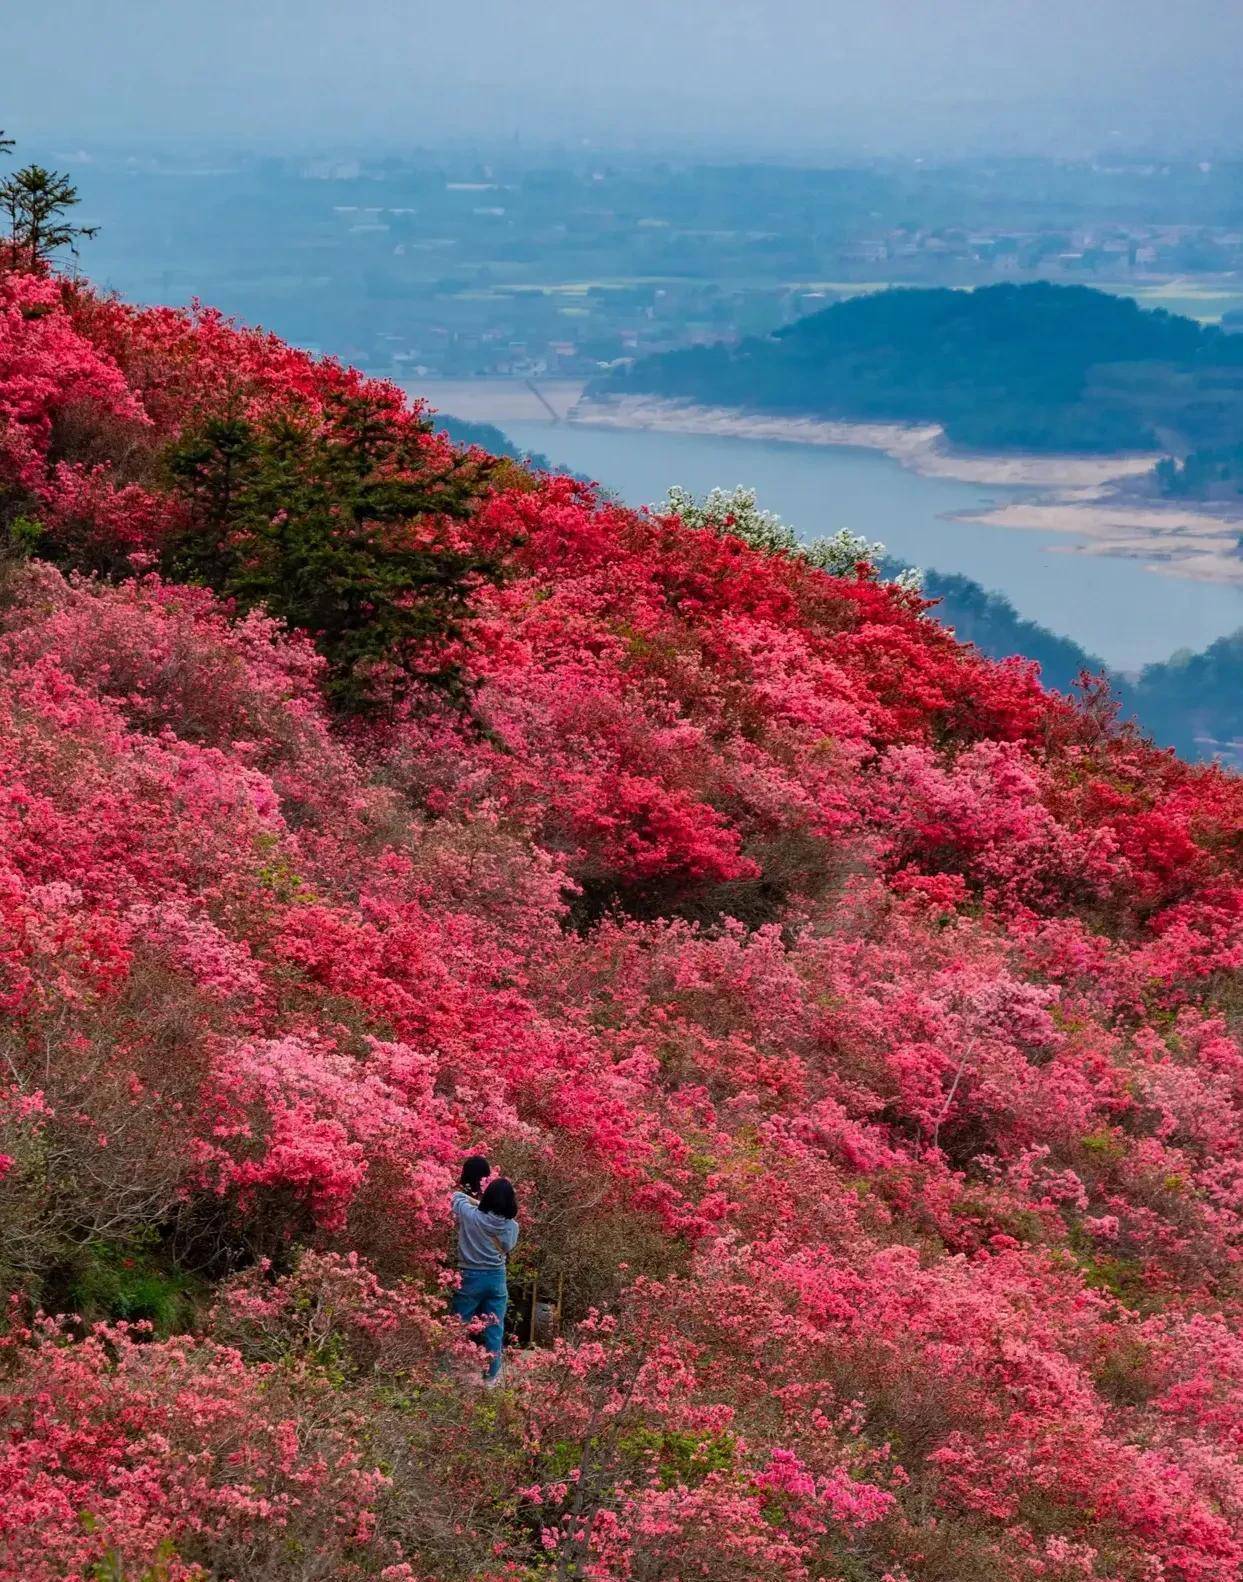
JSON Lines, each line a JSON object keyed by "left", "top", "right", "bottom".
{"left": 58, "top": 1237, "right": 203, "bottom": 1334}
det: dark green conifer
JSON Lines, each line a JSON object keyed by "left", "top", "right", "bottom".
{"left": 166, "top": 393, "right": 501, "bottom": 711}
{"left": 0, "top": 161, "right": 98, "bottom": 269}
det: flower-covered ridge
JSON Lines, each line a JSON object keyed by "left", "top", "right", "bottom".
{"left": 0, "top": 266, "right": 1241, "bottom": 1582}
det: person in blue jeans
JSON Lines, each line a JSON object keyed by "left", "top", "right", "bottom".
{"left": 451, "top": 1173, "right": 519, "bottom": 1385}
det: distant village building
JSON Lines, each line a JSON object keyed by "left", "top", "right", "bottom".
{"left": 839, "top": 240, "right": 888, "bottom": 263}
{"left": 304, "top": 159, "right": 361, "bottom": 181}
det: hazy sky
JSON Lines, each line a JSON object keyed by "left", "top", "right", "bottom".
{"left": 5, "top": 0, "right": 1243, "bottom": 156}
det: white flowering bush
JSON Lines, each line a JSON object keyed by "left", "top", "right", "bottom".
{"left": 658, "top": 484, "right": 924, "bottom": 592}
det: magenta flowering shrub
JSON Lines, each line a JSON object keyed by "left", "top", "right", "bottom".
{"left": 0, "top": 263, "right": 1240, "bottom": 1580}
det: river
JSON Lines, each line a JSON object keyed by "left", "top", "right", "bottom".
{"left": 500, "top": 420, "right": 1243, "bottom": 672}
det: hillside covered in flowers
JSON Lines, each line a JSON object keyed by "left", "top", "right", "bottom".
{"left": 1, "top": 263, "right": 1242, "bottom": 1582}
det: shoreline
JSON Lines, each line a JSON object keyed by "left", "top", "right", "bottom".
{"left": 569, "top": 392, "right": 1162, "bottom": 490}
{"left": 414, "top": 380, "right": 1243, "bottom": 588}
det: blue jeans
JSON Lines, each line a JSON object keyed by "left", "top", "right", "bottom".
{"left": 452, "top": 1265, "right": 509, "bottom": 1379}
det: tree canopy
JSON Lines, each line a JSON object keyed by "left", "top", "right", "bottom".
{"left": 165, "top": 392, "right": 501, "bottom": 711}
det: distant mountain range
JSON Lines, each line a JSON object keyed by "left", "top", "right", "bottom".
{"left": 592, "top": 281, "right": 1243, "bottom": 456}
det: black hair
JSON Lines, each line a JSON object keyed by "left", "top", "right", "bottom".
{"left": 460, "top": 1154, "right": 491, "bottom": 1196}
{"left": 479, "top": 1177, "right": 518, "bottom": 1220}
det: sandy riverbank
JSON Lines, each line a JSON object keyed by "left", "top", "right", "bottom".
{"left": 959, "top": 492, "right": 1243, "bottom": 586}
{"left": 569, "top": 392, "right": 1161, "bottom": 488}
{"left": 419, "top": 381, "right": 1159, "bottom": 486}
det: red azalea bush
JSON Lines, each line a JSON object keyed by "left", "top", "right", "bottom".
{"left": 0, "top": 266, "right": 1241, "bottom": 1580}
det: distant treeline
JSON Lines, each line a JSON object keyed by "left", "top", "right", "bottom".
{"left": 1120, "top": 629, "right": 1243, "bottom": 762}
{"left": 1154, "top": 443, "right": 1243, "bottom": 500}
{"left": 916, "top": 567, "right": 1242, "bottom": 763}
{"left": 594, "top": 282, "right": 1243, "bottom": 455}
{"left": 910, "top": 568, "right": 1107, "bottom": 695}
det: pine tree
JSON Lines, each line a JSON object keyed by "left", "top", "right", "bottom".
{"left": 0, "top": 163, "right": 98, "bottom": 270}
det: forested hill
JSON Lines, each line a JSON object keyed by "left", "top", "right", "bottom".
{"left": 592, "top": 281, "right": 1243, "bottom": 453}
